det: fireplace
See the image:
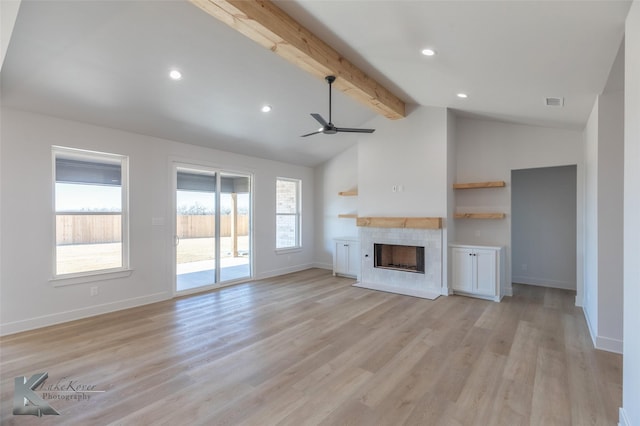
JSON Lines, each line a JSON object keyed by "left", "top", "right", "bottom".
{"left": 356, "top": 226, "right": 442, "bottom": 300}
{"left": 374, "top": 243, "right": 425, "bottom": 274}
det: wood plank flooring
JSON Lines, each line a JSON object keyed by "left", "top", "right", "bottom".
{"left": 0, "top": 269, "right": 622, "bottom": 425}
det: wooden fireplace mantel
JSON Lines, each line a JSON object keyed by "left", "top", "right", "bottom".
{"left": 356, "top": 216, "right": 442, "bottom": 229}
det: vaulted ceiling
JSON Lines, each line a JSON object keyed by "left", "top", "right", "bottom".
{"left": 1, "top": 0, "right": 631, "bottom": 166}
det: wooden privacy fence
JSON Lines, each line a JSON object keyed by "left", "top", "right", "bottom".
{"left": 57, "top": 214, "right": 122, "bottom": 245}
{"left": 56, "top": 214, "right": 249, "bottom": 245}
{"left": 176, "top": 215, "right": 249, "bottom": 238}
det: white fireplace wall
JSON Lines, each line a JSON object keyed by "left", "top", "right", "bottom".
{"left": 357, "top": 106, "right": 449, "bottom": 218}
{"left": 316, "top": 107, "right": 453, "bottom": 289}
{"left": 360, "top": 227, "right": 442, "bottom": 294}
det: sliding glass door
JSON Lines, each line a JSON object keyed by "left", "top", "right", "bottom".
{"left": 174, "top": 165, "right": 251, "bottom": 293}
{"left": 219, "top": 172, "right": 251, "bottom": 282}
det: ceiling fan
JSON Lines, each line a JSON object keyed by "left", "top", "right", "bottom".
{"left": 301, "top": 75, "right": 376, "bottom": 137}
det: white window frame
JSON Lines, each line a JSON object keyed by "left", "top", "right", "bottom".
{"left": 51, "top": 146, "right": 130, "bottom": 284}
{"left": 275, "top": 177, "right": 302, "bottom": 251}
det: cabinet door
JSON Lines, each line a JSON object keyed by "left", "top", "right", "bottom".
{"left": 452, "top": 247, "right": 474, "bottom": 292}
{"left": 335, "top": 242, "right": 350, "bottom": 274}
{"left": 346, "top": 242, "right": 360, "bottom": 277}
{"left": 475, "top": 249, "right": 497, "bottom": 296}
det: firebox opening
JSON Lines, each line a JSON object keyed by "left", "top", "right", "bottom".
{"left": 374, "top": 243, "right": 425, "bottom": 274}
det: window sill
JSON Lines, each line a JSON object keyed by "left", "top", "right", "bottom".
{"left": 50, "top": 269, "right": 134, "bottom": 287}
{"left": 275, "top": 247, "right": 302, "bottom": 255}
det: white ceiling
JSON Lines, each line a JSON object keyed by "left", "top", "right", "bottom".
{"left": 1, "top": 0, "right": 631, "bottom": 167}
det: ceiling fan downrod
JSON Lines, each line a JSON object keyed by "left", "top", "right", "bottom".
{"left": 326, "top": 75, "right": 335, "bottom": 125}
{"left": 300, "top": 75, "right": 375, "bottom": 137}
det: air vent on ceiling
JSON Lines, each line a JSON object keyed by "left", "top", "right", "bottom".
{"left": 545, "top": 97, "right": 564, "bottom": 107}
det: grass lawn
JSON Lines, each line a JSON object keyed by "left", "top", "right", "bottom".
{"left": 56, "top": 237, "right": 250, "bottom": 275}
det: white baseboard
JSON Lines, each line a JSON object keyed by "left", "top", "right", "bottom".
{"left": 255, "top": 263, "right": 315, "bottom": 280}
{"left": 312, "top": 262, "right": 332, "bottom": 271}
{"left": 512, "top": 276, "right": 575, "bottom": 290}
{"left": 582, "top": 307, "right": 623, "bottom": 354}
{"left": 441, "top": 286, "right": 453, "bottom": 296}
{"left": 596, "top": 335, "right": 623, "bottom": 354}
{"left": 504, "top": 284, "right": 513, "bottom": 297}
{"left": 583, "top": 306, "right": 598, "bottom": 347}
{"left": 0, "top": 291, "right": 170, "bottom": 336}
{"left": 619, "top": 407, "right": 631, "bottom": 426}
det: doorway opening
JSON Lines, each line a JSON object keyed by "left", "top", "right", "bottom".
{"left": 511, "top": 165, "right": 576, "bottom": 290}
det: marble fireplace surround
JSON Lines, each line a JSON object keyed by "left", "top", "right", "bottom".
{"left": 354, "top": 217, "right": 443, "bottom": 300}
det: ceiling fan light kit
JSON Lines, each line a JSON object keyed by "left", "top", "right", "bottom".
{"left": 301, "top": 75, "right": 376, "bottom": 137}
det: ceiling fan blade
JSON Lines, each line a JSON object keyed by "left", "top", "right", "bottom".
{"left": 335, "top": 127, "right": 376, "bottom": 134}
{"left": 310, "top": 113, "right": 329, "bottom": 127}
{"left": 301, "top": 130, "right": 323, "bottom": 137}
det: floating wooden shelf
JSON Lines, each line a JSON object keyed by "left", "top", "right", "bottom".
{"left": 453, "top": 181, "right": 505, "bottom": 190}
{"left": 454, "top": 213, "right": 506, "bottom": 219}
{"left": 356, "top": 216, "right": 442, "bottom": 229}
{"left": 338, "top": 213, "right": 358, "bottom": 219}
{"left": 338, "top": 189, "right": 358, "bottom": 196}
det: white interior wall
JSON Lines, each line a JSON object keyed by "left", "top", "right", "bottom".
{"left": 0, "top": 108, "right": 315, "bottom": 335}
{"left": 511, "top": 166, "right": 577, "bottom": 290}
{"left": 357, "top": 106, "right": 448, "bottom": 218}
{"left": 454, "top": 117, "right": 583, "bottom": 299}
{"left": 622, "top": 1, "right": 640, "bottom": 424}
{"left": 314, "top": 145, "right": 359, "bottom": 270}
{"left": 584, "top": 102, "right": 599, "bottom": 327}
{"left": 597, "top": 42, "right": 625, "bottom": 352}
{"left": 315, "top": 106, "right": 450, "bottom": 291}
{"left": 445, "top": 110, "right": 457, "bottom": 291}
{"left": 582, "top": 39, "right": 625, "bottom": 354}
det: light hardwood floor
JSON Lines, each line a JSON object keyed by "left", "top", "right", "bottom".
{"left": 0, "top": 269, "right": 621, "bottom": 425}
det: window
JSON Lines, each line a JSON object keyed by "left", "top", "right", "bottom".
{"left": 53, "top": 147, "right": 129, "bottom": 277}
{"left": 276, "top": 177, "right": 301, "bottom": 250}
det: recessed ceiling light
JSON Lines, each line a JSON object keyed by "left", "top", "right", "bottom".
{"left": 169, "top": 69, "right": 182, "bottom": 80}
{"left": 457, "top": 93, "right": 468, "bottom": 99}
{"left": 261, "top": 105, "right": 272, "bottom": 113}
{"left": 421, "top": 48, "right": 436, "bottom": 56}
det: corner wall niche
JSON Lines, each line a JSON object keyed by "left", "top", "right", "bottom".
{"left": 338, "top": 187, "right": 357, "bottom": 219}
{"left": 453, "top": 180, "right": 506, "bottom": 219}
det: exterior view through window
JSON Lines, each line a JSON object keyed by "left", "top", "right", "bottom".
{"left": 175, "top": 167, "right": 252, "bottom": 292}
{"left": 276, "top": 177, "right": 301, "bottom": 249}
{"left": 54, "top": 147, "right": 128, "bottom": 276}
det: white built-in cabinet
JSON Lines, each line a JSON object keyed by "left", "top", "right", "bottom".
{"left": 450, "top": 244, "right": 504, "bottom": 301}
{"left": 333, "top": 237, "right": 360, "bottom": 278}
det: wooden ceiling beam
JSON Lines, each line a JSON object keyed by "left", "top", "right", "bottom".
{"left": 189, "top": 0, "right": 406, "bottom": 120}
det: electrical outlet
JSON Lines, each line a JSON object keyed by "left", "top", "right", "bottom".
{"left": 90, "top": 286, "right": 98, "bottom": 296}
